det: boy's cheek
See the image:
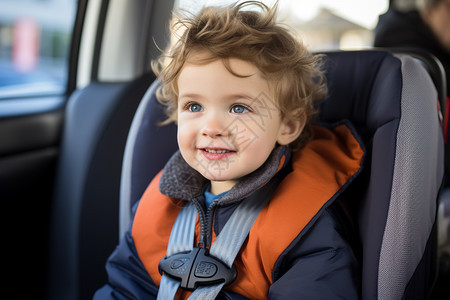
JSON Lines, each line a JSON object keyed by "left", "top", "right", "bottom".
{"left": 176, "top": 124, "right": 190, "bottom": 147}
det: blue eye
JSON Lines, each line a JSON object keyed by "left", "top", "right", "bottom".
{"left": 189, "top": 103, "right": 203, "bottom": 112}
{"left": 231, "top": 105, "right": 249, "bottom": 114}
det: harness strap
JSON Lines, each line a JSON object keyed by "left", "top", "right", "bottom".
{"left": 157, "top": 202, "right": 197, "bottom": 300}
{"left": 158, "top": 167, "right": 286, "bottom": 299}
{"left": 189, "top": 191, "right": 272, "bottom": 299}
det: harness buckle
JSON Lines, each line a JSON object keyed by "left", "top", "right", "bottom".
{"left": 158, "top": 247, "right": 237, "bottom": 290}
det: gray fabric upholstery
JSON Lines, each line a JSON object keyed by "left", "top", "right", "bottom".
{"left": 378, "top": 54, "right": 444, "bottom": 299}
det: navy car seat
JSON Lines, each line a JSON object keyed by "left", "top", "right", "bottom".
{"left": 120, "top": 50, "right": 444, "bottom": 299}
{"left": 46, "top": 73, "right": 155, "bottom": 300}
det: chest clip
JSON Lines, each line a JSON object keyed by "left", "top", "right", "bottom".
{"left": 158, "top": 247, "right": 237, "bottom": 290}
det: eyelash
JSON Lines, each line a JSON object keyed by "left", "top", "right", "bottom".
{"left": 182, "top": 102, "right": 202, "bottom": 112}
{"left": 230, "top": 104, "right": 251, "bottom": 114}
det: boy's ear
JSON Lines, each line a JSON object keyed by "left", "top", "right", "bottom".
{"left": 277, "top": 113, "right": 306, "bottom": 146}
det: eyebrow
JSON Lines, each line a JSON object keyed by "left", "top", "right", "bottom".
{"left": 178, "top": 93, "right": 257, "bottom": 101}
{"left": 228, "top": 94, "right": 256, "bottom": 102}
{"left": 178, "top": 93, "right": 203, "bottom": 99}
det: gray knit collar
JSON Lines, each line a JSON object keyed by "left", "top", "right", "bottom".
{"left": 159, "top": 146, "right": 290, "bottom": 206}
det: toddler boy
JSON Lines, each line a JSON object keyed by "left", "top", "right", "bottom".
{"left": 95, "top": 1, "right": 364, "bottom": 299}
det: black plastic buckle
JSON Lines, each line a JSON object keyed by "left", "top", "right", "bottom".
{"left": 158, "top": 247, "right": 237, "bottom": 290}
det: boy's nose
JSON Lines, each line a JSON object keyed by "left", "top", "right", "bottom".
{"left": 201, "top": 114, "right": 228, "bottom": 137}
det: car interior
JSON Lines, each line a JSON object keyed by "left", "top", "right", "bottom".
{"left": 1, "top": 0, "right": 449, "bottom": 299}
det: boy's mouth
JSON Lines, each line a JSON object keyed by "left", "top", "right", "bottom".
{"left": 203, "top": 148, "right": 233, "bottom": 154}
{"left": 200, "top": 147, "right": 236, "bottom": 160}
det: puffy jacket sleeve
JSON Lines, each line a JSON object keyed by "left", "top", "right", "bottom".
{"left": 268, "top": 202, "right": 361, "bottom": 299}
{"left": 93, "top": 206, "right": 159, "bottom": 299}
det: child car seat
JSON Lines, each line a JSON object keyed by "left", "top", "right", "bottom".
{"left": 120, "top": 50, "right": 444, "bottom": 299}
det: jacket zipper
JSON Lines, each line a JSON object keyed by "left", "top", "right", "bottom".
{"left": 192, "top": 197, "right": 217, "bottom": 249}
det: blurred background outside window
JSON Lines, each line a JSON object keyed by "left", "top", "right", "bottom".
{"left": 175, "top": 0, "right": 389, "bottom": 51}
{"left": 0, "top": 0, "right": 76, "bottom": 98}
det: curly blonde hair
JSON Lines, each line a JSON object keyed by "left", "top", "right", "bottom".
{"left": 152, "top": 1, "right": 327, "bottom": 150}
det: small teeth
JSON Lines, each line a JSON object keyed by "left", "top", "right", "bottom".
{"left": 204, "top": 149, "right": 231, "bottom": 154}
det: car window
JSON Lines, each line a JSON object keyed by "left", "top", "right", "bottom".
{"left": 0, "top": 0, "right": 77, "bottom": 99}
{"left": 174, "top": 0, "right": 388, "bottom": 51}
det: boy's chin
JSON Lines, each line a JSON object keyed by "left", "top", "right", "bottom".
{"left": 201, "top": 173, "right": 231, "bottom": 182}
{"left": 197, "top": 170, "right": 236, "bottom": 182}
{"left": 196, "top": 167, "right": 251, "bottom": 183}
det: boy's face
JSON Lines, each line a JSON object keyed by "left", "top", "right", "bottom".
{"left": 176, "top": 54, "right": 302, "bottom": 194}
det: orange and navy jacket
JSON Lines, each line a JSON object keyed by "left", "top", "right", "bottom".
{"left": 94, "top": 122, "right": 365, "bottom": 300}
